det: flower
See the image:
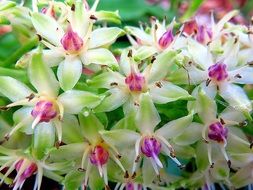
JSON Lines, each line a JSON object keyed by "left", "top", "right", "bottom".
{"left": 100, "top": 93, "right": 193, "bottom": 181}
{"left": 31, "top": 0, "right": 124, "bottom": 90}
{"left": 49, "top": 113, "right": 125, "bottom": 189}
{"left": 0, "top": 51, "right": 102, "bottom": 158}
{"left": 88, "top": 49, "right": 192, "bottom": 114}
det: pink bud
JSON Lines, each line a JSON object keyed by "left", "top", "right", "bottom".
{"left": 31, "top": 100, "right": 57, "bottom": 122}
{"left": 141, "top": 137, "right": 161, "bottom": 158}
{"left": 125, "top": 72, "right": 145, "bottom": 92}
{"left": 158, "top": 30, "right": 174, "bottom": 49}
{"left": 61, "top": 26, "right": 84, "bottom": 54}
{"left": 208, "top": 62, "right": 228, "bottom": 82}
{"left": 208, "top": 122, "right": 228, "bottom": 143}
{"left": 89, "top": 145, "right": 109, "bottom": 166}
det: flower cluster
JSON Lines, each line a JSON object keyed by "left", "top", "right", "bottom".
{"left": 0, "top": 0, "right": 252, "bottom": 190}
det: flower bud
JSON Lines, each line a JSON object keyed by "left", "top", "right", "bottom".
{"left": 89, "top": 145, "right": 109, "bottom": 166}
{"left": 158, "top": 30, "right": 174, "bottom": 49}
{"left": 31, "top": 100, "right": 57, "bottom": 122}
{"left": 208, "top": 122, "right": 228, "bottom": 143}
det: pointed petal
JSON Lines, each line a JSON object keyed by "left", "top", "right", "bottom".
{"left": 28, "top": 51, "right": 59, "bottom": 97}
{"left": 142, "top": 158, "right": 156, "bottom": 185}
{"left": 33, "top": 122, "right": 55, "bottom": 160}
{"left": 63, "top": 170, "right": 85, "bottom": 190}
{"left": 219, "top": 83, "right": 252, "bottom": 118}
{"left": 89, "top": 27, "right": 125, "bottom": 49}
{"left": 13, "top": 107, "right": 34, "bottom": 135}
{"left": 149, "top": 81, "right": 193, "bottom": 104}
{"left": 62, "top": 114, "right": 83, "bottom": 144}
{"left": 229, "top": 66, "right": 253, "bottom": 84}
{"left": 31, "top": 12, "right": 64, "bottom": 46}
{"left": 148, "top": 50, "right": 178, "bottom": 83}
{"left": 136, "top": 93, "right": 160, "bottom": 133}
{"left": 230, "top": 163, "right": 253, "bottom": 188}
{"left": 57, "top": 57, "right": 82, "bottom": 91}
{"left": 99, "top": 129, "right": 140, "bottom": 149}
{"left": 134, "top": 46, "right": 157, "bottom": 61}
{"left": 82, "top": 48, "right": 118, "bottom": 69}
{"left": 78, "top": 113, "right": 103, "bottom": 144}
{"left": 156, "top": 114, "right": 193, "bottom": 139}
{"left": 124, "top": 26, "right": 153, "bottom": 45}
{"left": 173, "top": 123, "right": 203, "bottom": 146}
{"left": 58, "top": 90, "right": 103, "bottom": 114}
{"left": 94, "top": 88, "right": 128, "bottom": 113}
{"left": 0, "top": 76, "right": 33, "bottom": 102}
{"left": 187, "top": 38, "right": 213, "bottom": 70}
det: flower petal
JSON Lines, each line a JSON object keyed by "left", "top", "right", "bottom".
{"left": 148, "top": 50, "right": 178, "bottom": 83}
{"left": 57, "top": 56, "right": 82, "bottom": 91}
{"left": 62, "top": 114, "right": 83, "bottom": 144}
{"left": 31, "top": 12, "right": 64, "bottom": 46}
{"left": 136, "top": 93, "right": 160, "bottom": 133}
{"left": 13, "top": 107, "right": 33, "bottom": 135}
{"left": 89, "top": 27, "right": 125, "bottom": 49}
{"left": 33, "top": 122, "right": 55, "bottom": 160}
{"left": 156, "top": 114, "right": 193, "bottom": 139}
{"left": 58, "top": 90, "right": 103, "bottom": 114}
{"left": 219, "top": 83, "right": 252, "bottom": 119}
{"left": 142, "top": 158, "right": 156, "bottom": 185}
{"left": 94, "top": 88, "right": 128, "bottom": 113}
{"left": 229, "top": 66, "right": 253, "bottom": 84}
{"left": 0, "top": 76, "right": 33, "bottom": 102}
{"left": 230, "top": 163, "right": 253, "bottom": 188}
{"left": 173, "top": 123, "right": 203, "bottom": 146}
{"left": 78, "top": 113, "right": 103, "bottom": 144}
{"left": 134, "top": 46, "right": 157, "bottom": 61}
{"left": 124, "top": 26, "right": 153, "bottom": 45}
{"left": 149, "top": 81, "right": 193, "bottom": 104}
{"left": 28, "top": 51, "right": 60, "bottom": 97}
{"left": 81, "top": 48, "right": 118, "bottom": 69}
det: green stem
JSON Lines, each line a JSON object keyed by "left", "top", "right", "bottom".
{"left": 1, "top": 35, "right": 39, "bottom": 67}
{"left": 0, "top": 67, "right": 28, "bottom": 82}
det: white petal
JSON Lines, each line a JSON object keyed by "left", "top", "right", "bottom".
{"left": 229, "top": 66, "right": 253, "bottom": 84}
{"left": 57, "top": 57, "right": 82, "bottom": 91}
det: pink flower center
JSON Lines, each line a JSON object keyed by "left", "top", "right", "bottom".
{"left": 31, "top": 100, "right": 57, "bottom": 122}
{"left": 196, "top": 25, "right": 212, "bottom": 44}
{"left": 208, "top": 62, "right": 228, "bottom": 82}
{"left": 158, "top": 30, "right": 174, "bottom": 49}
{"left": 15, "top": 159, "right": 37, "bottom": 180}
{"left": 125, "top": 72, "right": 145, "bottom": 92}
{"left": 208, "top": 122, "right": 228, "bottom": 143}
{"left": 141, "top": 137, "right": 161, "bottom": 158}
{"left": 126, "top": 182, "right": 142, "bottom": 190}
{"left": 89, "top": 145, "right": 109, "bottom": 166}
{"left": 60, "top": 26, "right": 83, "bottom": 54}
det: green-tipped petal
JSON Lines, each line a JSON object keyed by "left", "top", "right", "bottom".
{"left": 173, "top": 123, "right": 203, "bottom": 146}
{"left": 0, "top": 76, "right": 33, "bottom": 102}
{"left": 33, "top": 122, "right": 55, "bottom": 160}
{"left": 29, "top": 51, "right": 59, "bottom": 97}
{"left": 89, "top": 27, "right": 125, "bottom": 49}
{"left": 94, "top": 88, "right": 128, "bottom": 113}
{"left": 100, "top": 129, "right": 139, "bottom": 149}
{"left": 58, "top": 90, "right": 103, "bottom": 114}
{"left": 230, "top": 163, "right": 253, "bottom": 188}
{"left": 124, "top": 26, "right": 152, "bottom": 44}
{"left": 156, "top": 114, "right": 193, "bottom": 139}
{"left": 63, "top": 170, "right": 85, "bottom": 190}
{"left": 148, "top": 50, "right": 178, "bottom": 83}
{"left": 94, "top": 10, "right": 121, "bottom": 24}
{"left": 31, "top": 12, "right": 64, "bottom": 46}
{"left": 136, "top": 93, "right": 160, "bottom": 133}
{"left": 134, "top": 46, "right": 157, "bottom": 61}
{"left": 150, "top": 81, "right": 193, "bottom": 104}
{"left": 62, "top": 114, "right": 83, "bottom": 144}
{"left": 82, "top": 48, "right": 118, "bottom": 69}
{"left": 78, "top": 113, "right": 103, "bottom": 144}
{"left": 57, "top": 57, "right": 82, "bottom": 91}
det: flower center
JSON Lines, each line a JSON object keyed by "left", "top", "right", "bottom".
{"left": 31, "top": 100, "right": 57, "bottom": 122}
{"left": 89, "top": 145, "right": 109, "bottom": 166}
{"left": 208, "top": 122, "right": 228, "bottom": 143}
{"left": 60, "top": 26, "right": 83, "bottom": 54}
{"left": 158, "top": 29, "right": 174, "bottom": 49}
{"left": 126, "top": 182, "right": 142, "bottom": 190}
{"left": 125, "top": 72, "right": 145, "bottom": 92}
{"left": 15, "top": 159, "right": 37, "bottom": 180}
{"left": 141, "top": 137, "right": 161, "bottom": 158}
{"left": 208, "top": 62, "right": 228, "bottom": 82}
{"left": 196, "top": 25, "right": 212, "bottom": 44}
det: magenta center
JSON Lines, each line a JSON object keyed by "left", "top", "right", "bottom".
{"left": 15, "top": 159, "right": 37, "bottom": 181}
{"left": 208, "top": 62, "right": 228, "bottom": 82}
{"left": 60, "top": 26, "right": 83, "bottom": 53}
{"left": 208, "top": 121, "right": 228, "bottom": 143}
{"left": 89, "top": 145, "right": 109, "bottom": 166}
{"left": 31, "top": 100, "right": 57, "bottom": 122}
{"left": 158, "top": 29, "right": 174, "bottom": 49}
{"left": 141, "top": 137, "right": 162, "bottom": 158}
{"left": 125, "top": 72, "right": 145, "bottom": 92}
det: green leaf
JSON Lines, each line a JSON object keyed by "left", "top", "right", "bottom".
{"left": 180, "top": 0, "right": 204, "bottom": 21}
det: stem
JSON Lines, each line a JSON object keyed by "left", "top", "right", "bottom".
{"left": 1, "top": 35, "right": 39, "bottom": 67}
